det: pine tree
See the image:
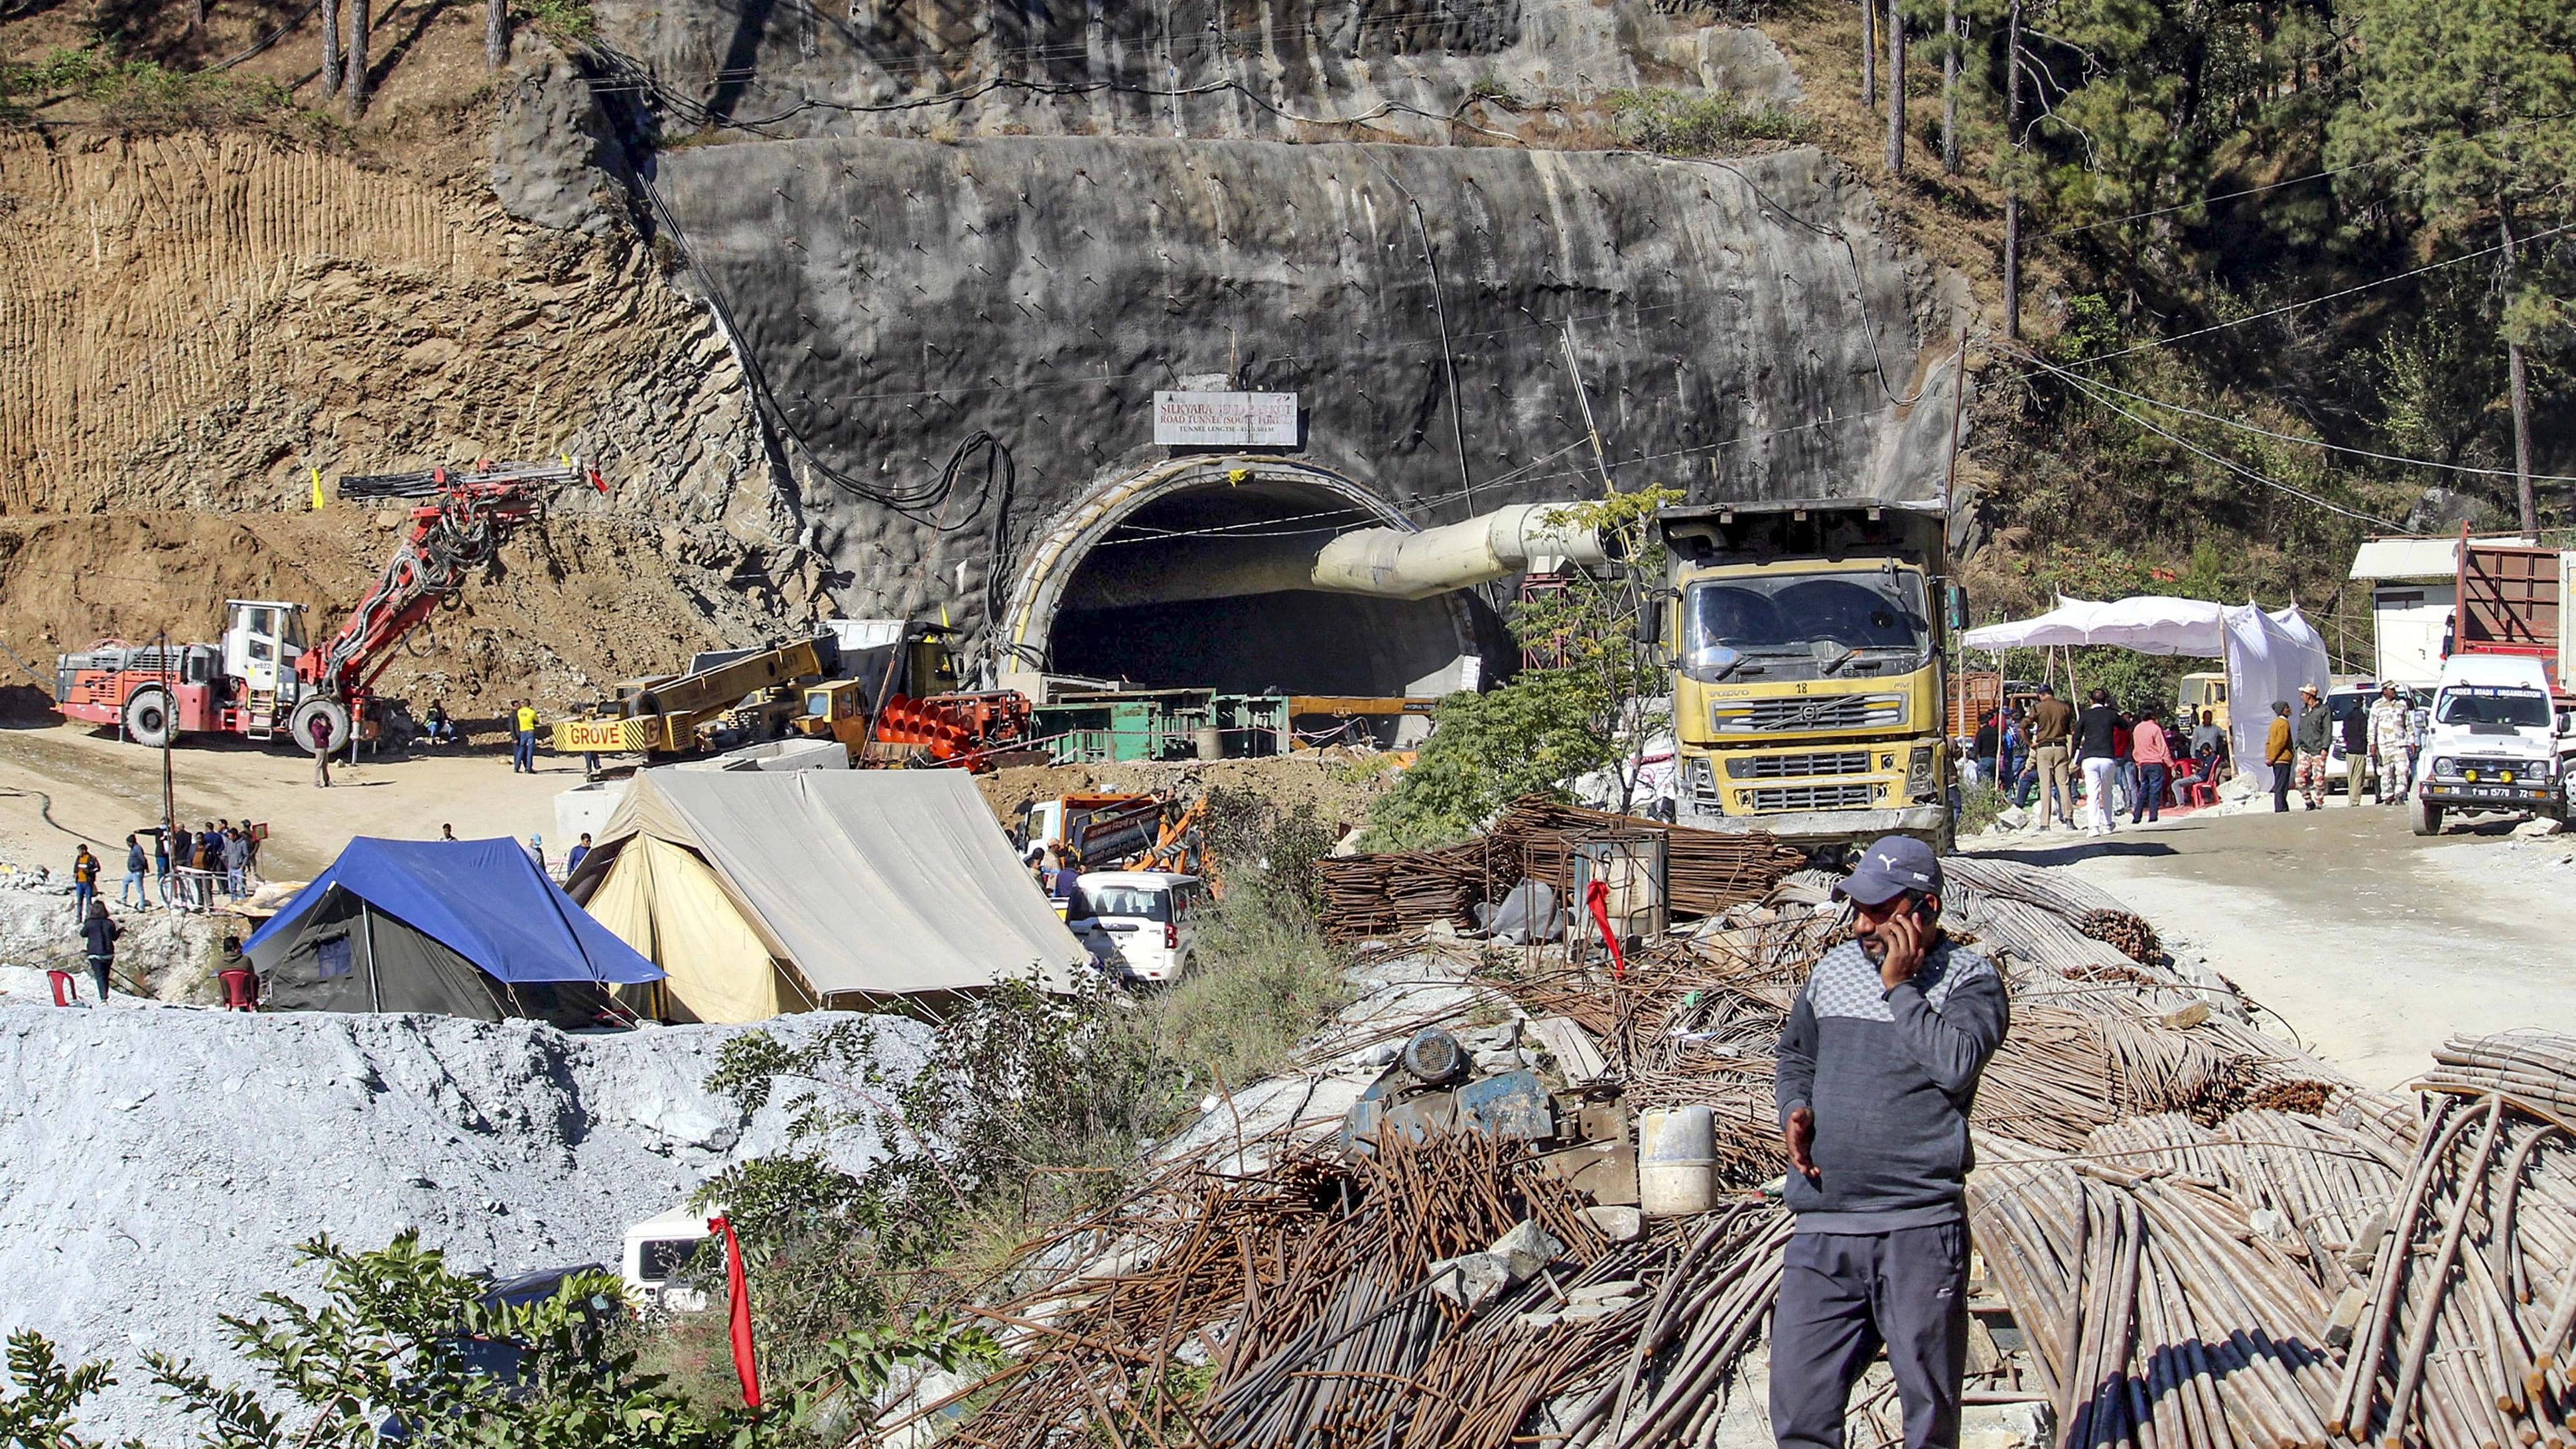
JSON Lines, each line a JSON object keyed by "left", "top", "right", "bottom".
{"left": 2332, "top": 0, "right": 2576, "bottom": 531}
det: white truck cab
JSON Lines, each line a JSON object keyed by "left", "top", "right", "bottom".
{"left": 1075, "top": 870, "right": 1204, "bottom": 985}
{"left": 2411, "top": 655, "right": 2571, "bottom": 837}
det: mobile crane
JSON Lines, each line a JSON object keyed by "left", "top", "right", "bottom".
{"left": 53, "top": 460, "right": 603, "bottom": 752}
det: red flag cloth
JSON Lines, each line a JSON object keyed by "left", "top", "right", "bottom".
{"left": 1584, "top": 878, "right": 1625, "bottom": 981}
{"left": 707, "top": 1216, "right": 762, "bottom": 1409}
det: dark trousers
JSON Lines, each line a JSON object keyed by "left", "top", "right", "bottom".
{"left": 2271, "top": 762, "right": 2291, "bottom": 811}
{"left": 87, "top": 955, "right": 111, "bottom": 1002}
{"left": 1770, "top": 1223, "right": 1968, "bottom": 1449}
{"left": 2132, "top": 763, "right": 2167, "bottom": 823}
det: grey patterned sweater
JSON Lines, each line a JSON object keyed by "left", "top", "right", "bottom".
{"left": 1774, "top": 936, "right": 2009, "bottom": 1233}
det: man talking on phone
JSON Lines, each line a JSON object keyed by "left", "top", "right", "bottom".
{"left": 1773, "top": 835, "right": 2009, "bottom": 1449}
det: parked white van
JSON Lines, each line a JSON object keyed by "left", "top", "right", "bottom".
{"left": 2411, "top": 654, "right": 2573, "bottom": 836}
{"left": 1076, "top": 871, "right": 1205, "bottom": 985}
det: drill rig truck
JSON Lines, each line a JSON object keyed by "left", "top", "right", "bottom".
{"left": 53, "top": 460, "right": 602, "bottom": 752}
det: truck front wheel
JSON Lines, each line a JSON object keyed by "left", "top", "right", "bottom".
{"left": 2409, "top": 794, "right": 2443, "bottom": 837}
{"left": 121, "top": 687, "right": 174, "bottom": 748}
{"left": 289, "top": 697, "right": 352, "bottom": 756}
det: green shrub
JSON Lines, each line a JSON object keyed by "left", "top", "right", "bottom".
{"left": 523, "top": 0, "right": 598, "bottom": 42}
{"left": 1606, "top": 88, "right": 1808, "bottom": 154}
{"left": 6, "top": 49, "right": 294, "bottom": 132}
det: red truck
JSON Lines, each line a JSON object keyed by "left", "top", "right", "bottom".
{"left": 54, "top": 460, "right": 600, "bottom": 751}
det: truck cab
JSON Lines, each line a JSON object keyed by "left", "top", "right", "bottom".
{"left": 1653, "top": 501, "right": 1959, "bottom": 856}
{"left": 2411, "top": 654, "right": 2573, "bottom": 836}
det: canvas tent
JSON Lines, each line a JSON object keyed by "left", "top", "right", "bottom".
{"left": 243, "top": 837, "right": 661, "bottom": 1023}
{"left": 565, "top": 768, "right": 1093, "bottom": 1022}
{"left": 1963, "top": 596, "right": 2331, "bottom": 771}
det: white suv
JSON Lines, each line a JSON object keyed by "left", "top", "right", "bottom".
{"left": 2412, "top": 655, "right": 2570, "bottom": 836}
{"left": 1075, "top": 871, "right": 1205, "bottom": 985}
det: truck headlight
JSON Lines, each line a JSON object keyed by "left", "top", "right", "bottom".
{"left": 1906, "top": 747, "right": 1936, "bottom": 797}
{"left": 2433, "top": 757, "right": 2455, "bottom": 777}
{"left": 1688, "top": 756, "right": 1721, "bottom": 810}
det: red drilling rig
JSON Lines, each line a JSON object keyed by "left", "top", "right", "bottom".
{"left": 54, "top": 460, "right": 603, "bottom": 752}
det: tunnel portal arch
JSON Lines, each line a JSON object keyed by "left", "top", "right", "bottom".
{"left": 998, "top": 456, "right": 1485, "bottom": 698}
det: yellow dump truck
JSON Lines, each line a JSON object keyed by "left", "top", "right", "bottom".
{"left": 1648, "top": 500, "right": 1965, "bottom": 856}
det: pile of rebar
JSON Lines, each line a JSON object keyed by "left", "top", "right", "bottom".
{"left": 917, "top": 857, "right": 2576, "bottom": 1449}
{"left": 1316, "top": 799, "right": 1804, "bottom": 943}
{"left": 1489, "top": 798, "right": 1809, "bottom": 919}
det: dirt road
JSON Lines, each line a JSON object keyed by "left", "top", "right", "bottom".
{"left": 1968, "top": 802, "right": 2576, "bottom": 1091}
{"left": 0, "top": 722, "right": 578, "bottom": 879}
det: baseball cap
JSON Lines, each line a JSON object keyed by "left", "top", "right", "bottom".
{"left": 1835, "top": 835, "right": 1942, "bottom": 906}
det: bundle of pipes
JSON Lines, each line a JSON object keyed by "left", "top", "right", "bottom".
{"left": 2421, "top": 1034, "right": 2576, "bottom": 1125}
{"left": 2333, "top": 1088, "right": 2576, "bottom": 1449}
{"left": 1970, "top": 1131, "right": 2354, "bottom": 1449}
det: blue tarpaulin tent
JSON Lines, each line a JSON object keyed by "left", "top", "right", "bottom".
{"left": 245, "top": 837, "right": 660, "bottom": 1022}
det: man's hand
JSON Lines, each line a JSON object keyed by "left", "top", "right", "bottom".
{"left": 1877, "top": 905, "right": 1929, "bottom": 991}
{"left": 1785, "top": 1106, "right": 1820, "bottom": 1182}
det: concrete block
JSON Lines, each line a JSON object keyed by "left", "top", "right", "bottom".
{"left": 1582, "top": 1206, "right": 1645, "bottom": 1241}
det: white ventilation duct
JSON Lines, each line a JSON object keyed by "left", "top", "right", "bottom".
{"left": 1307, "top": 504, "right": 1613, "bottom": 600}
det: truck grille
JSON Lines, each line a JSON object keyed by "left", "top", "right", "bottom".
{"left": 1711, "top": 695, "right": 1905, "bottom": 734}
{"left": 1748, "top": 782, "right": 1882, "bottom": 812}
{"left": 1728, "top": 750, "right": 1873, "bottom": 780}
{"left": 2453, "top": 757, "right": 2545, "bottom": 780}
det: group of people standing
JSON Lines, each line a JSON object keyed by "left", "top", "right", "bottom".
{"left": 2262, "top": 681, "right": 2422, "bottom": 811}
{"left": 1973, "top": 685, "right": 2230, "bottom": 833}
{"left": 64, "top": 824, "right": 255, "bottom": 1006}
{"left": 78, "top": 822, "right": 259, "bottom": 916}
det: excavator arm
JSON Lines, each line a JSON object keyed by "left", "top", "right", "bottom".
{"left": 287, "top": 460, "right": 602, "bottom": 750}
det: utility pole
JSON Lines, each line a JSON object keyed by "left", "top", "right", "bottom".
{"left": 2500, "top": 203, "right": 2537, "bottom": 534}
{"left": 2001, "top": 0, "right": 2023, "bottom": 342}
{"left": 1885, "top": 0, "right": 1907, "bottom": 176}
{"left": 157, "top": 630, "right": 174, "bottom": 908}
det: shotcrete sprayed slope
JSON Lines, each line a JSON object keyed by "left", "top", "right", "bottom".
{"left": 0, "top": 1005, "right": 927, "bottom": 1443}
{"left": 654, "top": 136, "right": 1963, "bottom": 624}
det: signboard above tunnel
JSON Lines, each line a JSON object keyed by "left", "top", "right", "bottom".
{"left": 1153, "top": 391, "right": 1299, "bottom": 447}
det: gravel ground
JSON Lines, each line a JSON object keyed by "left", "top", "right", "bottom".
{"left": 0, "top": 1002, "right": 927, "bottom": 1443}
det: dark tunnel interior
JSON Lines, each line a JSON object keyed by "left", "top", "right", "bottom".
{"left": 1046, "top": 480, "right": 1493, "bottom": 697}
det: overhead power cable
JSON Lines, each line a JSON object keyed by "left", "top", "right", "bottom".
{"left": 2024, "top": 356, "right": 2576, "bottom": 484}
{"left": 2051, "top": 370, "right": 2400, "bottom": 528}
{"left": 2065, "top": 222, "right": 2576, "bottom": 366}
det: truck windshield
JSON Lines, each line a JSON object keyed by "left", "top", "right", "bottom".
{"left": 1680, "top": 573, "right": 1930, "bottom": 683}
{"left": 2437, "top": 687, "right": 2552, "bottom": 728}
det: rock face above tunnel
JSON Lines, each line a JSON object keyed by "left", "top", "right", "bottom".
{"left": 590, "top": 0, "right": 1802, "bottom": 143}
{"left": 652, "top": 133, "right": 1962, "bottom": 655}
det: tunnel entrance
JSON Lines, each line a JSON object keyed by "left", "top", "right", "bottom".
{"left": 1012, "top": 461, "right": 1488, "bottom": 698}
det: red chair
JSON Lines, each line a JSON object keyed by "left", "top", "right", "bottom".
{"left": 46, "top": 969, "right": 76, "bottom": 1006}
{"left": 217, "top": 969, "right": 258, "bottom": 1011}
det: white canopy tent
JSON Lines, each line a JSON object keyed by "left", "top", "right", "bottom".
{"left": 1963, "top": 596, "right": 2331, "bottom": 769}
